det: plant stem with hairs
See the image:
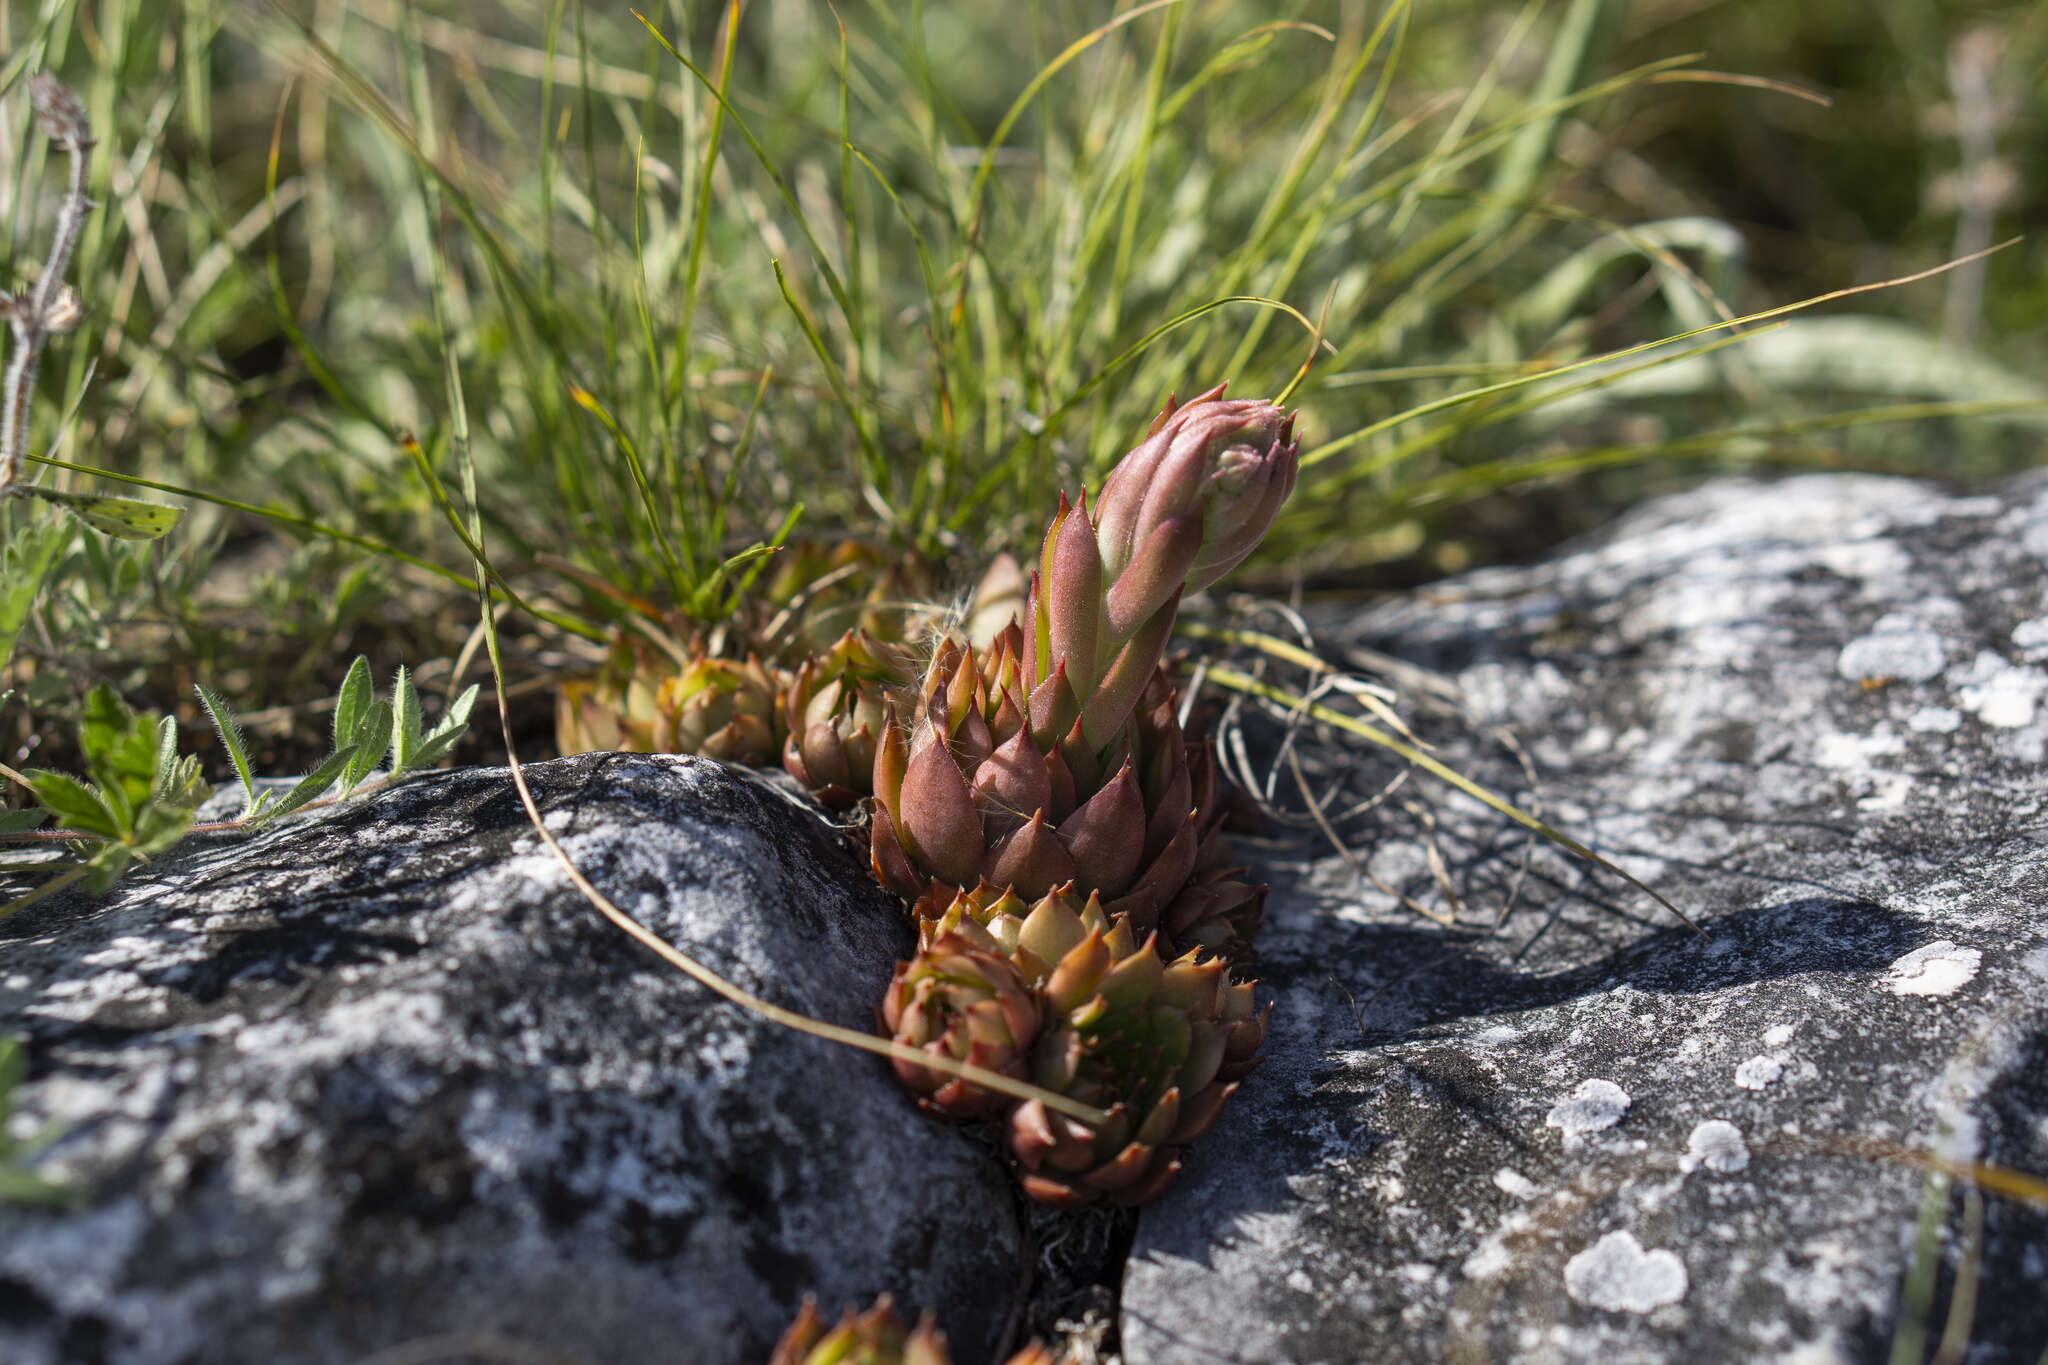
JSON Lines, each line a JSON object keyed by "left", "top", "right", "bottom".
{"left": 1, "top": 74, "right": 94, "bottom": 497}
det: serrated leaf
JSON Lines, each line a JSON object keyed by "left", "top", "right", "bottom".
{"left": 22, "top": 487, "right": 185, "bottom": 540}
{"left": 195, "top": 684, "right": 257, "bottom": 806}
{"left": 391, "top": 667, "right": 422, "bottom": 773}
{"left": 270, "top": 745, "right": 357, "bottom": 820}
{"left": 23, "top": 771, "right": 122, "bottom": 840}
{"left": 340, "top": 701, "right": 392, "bottom": 795}
{"left": 77, "top": 685, "right": 155, "bottom": 820}
{"left": 0, "top": 809, "right": 50, "bottom": 833}
{"left": 333, "top": 656, "right": 372, "bottom": 754}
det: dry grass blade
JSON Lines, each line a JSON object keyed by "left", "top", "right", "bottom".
{"left": 1205, "top": 662, "right": 1699, "bottom": 935}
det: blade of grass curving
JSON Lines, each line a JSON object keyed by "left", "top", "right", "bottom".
{"left": 1155, "top": 20, "right": 1338, "bottom": 126}
{"left": 949, "top": 0, "right": 1185, "bottom": 309}
{"left": 706, "top": 366, "right": 773, "bottom": 555}
{"left": 949, "top": 294, "right": 1333, "bottom": 532}
{"left": 844, "top": 143, "right": 954, "bottom": 538}
{"left": 1472, "top": 0, "right": 1621, "bottom": 247}
{"left": 538, "top": 0, "right": 569, "bottom": 301}
{"left": 1356, "top": 324, "right": 1784, "bottom": 483}
{"left": 1303, "top": 239, "right": 2023, "bottom": 474}
{"left": 1387, "top": 0, "right": 1533, "bottom": 243}
{"left": 676, "top": 0, "right": 741, "bottom": 452}
{"left": 1102, "top": 3, "right": 1179, "bottom": 343}
{"left": 772, "top": 259, "right": 886, "bottom": 508}
{"left": 261, "top": 82, "right": 390, "bottom": 437}
{"left": 22, "top": 453, "right": 472, "bottom": 591}
{"left": 1223, "top": 6, "right": 1407, "bottom": 381}
{"left": 629, "top": 137, "right": 691, "bottom": 586}
{"left": 572, "top": 0, "right": 621, "bottom": 402}
{"left": 565, "top": 380, "right": 685, "bottom": 595}
{"left": 389, "top": 435, "right": 603, "bottom": 639}
{"left": 1205, "top": 663, "right": 1699, "bottom": 934}
{"left": 1206, "top": 1, "right": 1402, "bottom": 315}
{"left": 632, "top": 9, "right": 859, "bottom": 346}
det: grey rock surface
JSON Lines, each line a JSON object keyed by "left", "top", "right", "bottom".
{"left": 1124, "top": 474, "right": 2048, "bottom": 1364}
{"left": 0, "top": 753, "right": 1020, "bottom": 1365}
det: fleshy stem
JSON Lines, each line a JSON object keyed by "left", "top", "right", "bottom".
{"left": 1, "top": 75, "right": 95, "bottom": 497}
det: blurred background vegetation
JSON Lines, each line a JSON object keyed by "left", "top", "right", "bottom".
{"left": 0, "top": 0, "right": 2041, "bottom": 773}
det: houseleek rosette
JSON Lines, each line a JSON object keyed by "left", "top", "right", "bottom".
{"left": 869, "top": 386, "right": 1296, "bottom": 949}
{"left": 881, "top": 931, "right": 1039, "bottom": 1122}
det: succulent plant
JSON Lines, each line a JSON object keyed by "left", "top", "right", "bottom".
{"left": 762, "top": 538, "right": 938, "bottom": 649}
{"left": 882, "top": 931, "right": 1040, "bottom": 1121}
{"left": 903, "top": 879, "right": 1267, "bottom": 1206}
{"left": 555, "top": 634, "right": 670, "bottom": 755}
{"left": 782, "top": 630, "right": 915, "bottom": 809}
{"left": 1094, "top": 383, "right": 1298, "bottom": 599}
{"left": 767, "top": 1296, "right": 953, "bottom": 1365}
{"left": 649, "top": 652, "right": 787, "bottom": 765}
{"left": 868, "top": 389, "right": 1295, "bottom": 940}
{"left": 769, "top": 1296, "right": 1057, "bottom": 1365}
{"left": 1008, "top": 924, "right": 1268, "bottom": 1207}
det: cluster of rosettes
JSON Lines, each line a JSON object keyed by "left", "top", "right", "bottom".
{"left": 555, "top": 625, "right": 914, "bottom": 809}
{"left": 555, "top": 384, "right": 1297, "bottom": 1212}
{"left": 888, "top": 881, "right": 1267, "bottom": 1206}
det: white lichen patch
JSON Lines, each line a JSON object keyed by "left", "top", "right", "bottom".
{"left": 1880, "top": 940, "right": 1981, "bottom": 998}
{"left": 2013, "top": 617, "right": 2048, "bottom": 662}
{"left": 1734, "top": 1056, "right": 1784, "bottom": 1091}
{"left": 1762, "top": 1023, "right": 1796, "bottom": 1047}
{"left": 1955, "top": 652, "right": 2047, "bottom": 729}
{"left": 1680, "top": 1120, "right": 1751, "bottom": 1174}
{"left": 1814, "top": 728, "right": 1903, "bottom": 770}
{"left": 1546, "top": 1079, "right": 1631, "bottom": 1137}
{"left": 1836, "top": 628, "right": 1945, "bottom": 683}
{"left": 1563, "top": 1230, "right": 1689, "bottom": 1313}
{"left": 1907, "top": 705, "right": 1962, "bottom": 733}
{"left": 1492, "top": 1167, "right": 1541, "bottom": 1200}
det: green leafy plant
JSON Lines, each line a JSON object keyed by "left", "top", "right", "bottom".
{"left": 15, "top": 683, "right": 208, "bottom": 896}
{"left": 0, "top": 658, "right": 476, "bottom": 916}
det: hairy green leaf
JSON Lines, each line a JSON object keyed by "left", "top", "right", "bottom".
{"left": 270, "top": 745, "right": 358, "bottom": 820}
{"left": 391, "top": 667, "right": 422, "bottom": 773}
{"left": 24, "top": 771, "right": 122, "bottom": 840}
{"left": 333, "top": 656, "right": 372, "bottom": 754}
{"left": 341, "top": 700, "right": 393, "bottom": 795}
{"left": 196, "top": 684, "right": 257, "bottom": 806}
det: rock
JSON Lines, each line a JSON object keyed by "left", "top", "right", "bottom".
{"left": 0, "top": 753, "right": 1020, "bottom": 1365}
{"left": 1123, "top": 475, "right": 2048, "bottom": 1363}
